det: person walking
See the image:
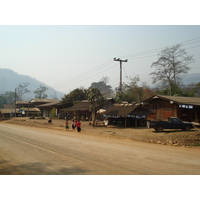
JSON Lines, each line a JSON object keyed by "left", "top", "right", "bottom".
{"left": 72, "top": 120, "right": 76, "bottom": 130}
{"left": 76, "top": 120, "right": 81, "bottom": 132}
{"left": 65, "top": 120, "right": 69, "bottom": 129}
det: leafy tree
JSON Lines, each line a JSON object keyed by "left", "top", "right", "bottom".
{"left": 193, "top": 82, "right": 200, "bottom": 97}
{"left": 86, "top": 87, "right": 104, "bottom": 126}
{"left": 100, "top": 76, "right": 109, "bottom": 84}
{"left": 51, "top": 107, "right": 56, "bottom": 117}
{"left": 4, "top": 91, "right": 18, "bottom": 104}
{"left": 150, "top": 44, "right": 194, "bottom": 95}
{"left": 0, "top": 95, "right": 7, "bottom": 108}
{"left": 16, "top": 82, "right": 30, "bottom": 100}
{"left": 34, "top": 85, "right": 48, "bottom": 99}
{"left": 61, "top": 88, "right": 87, "bottom": 108}
{"left": 115, "top": 75, "right": 155, "bottom": 103}
{"left": 90, "top": 77, "right": 113, "bottom": 97}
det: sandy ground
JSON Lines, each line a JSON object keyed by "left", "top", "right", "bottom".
{"left": 1, "top": 117, "right": 200, "bottom": 148}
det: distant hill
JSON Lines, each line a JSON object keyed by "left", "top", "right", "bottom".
{"left": 0, "top": 68, "right": 65, "bottom": 100}
{"left": 181, "top": 73, "right": 200, "bottom": 85}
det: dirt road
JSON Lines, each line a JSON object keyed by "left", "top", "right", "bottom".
{"left": 0, "top": 123, "right": 200, "bottom": 175}
{"left": 4, "top": 117, "right": 200, "bottom": 147}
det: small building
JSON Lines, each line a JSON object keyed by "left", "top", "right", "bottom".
{"left": 37, "top": 100, "right": 61, "bottom": 118}
{"left": 142, "top": 95, "right": 200, "bottom": 122}
{"left": 60, "top": 100, "right": 94, "bottom": 121}
{"left": 0, "top": 103, "right": 40, "bottom": 118}
{"left": 60, "top": 98, "right": 114, "bottom": 121}
{"left": 29, "top": 99, "right": 61, "bottom": 118}
{"left": 103, "top": 103, "right": 151, "bottom": 127}
{"left": 29, "top": 99, "right": 58, "bottom": 106}
{"left": 15, "top": 101, "right": 35, "bottom": 108}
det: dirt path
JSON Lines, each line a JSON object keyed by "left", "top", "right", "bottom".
{"left": 1, "top": 117, "right": 200, "bottom": 147}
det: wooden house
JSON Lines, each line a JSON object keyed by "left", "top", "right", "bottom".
{"left": 60, "top": 98, "right": 114, "bottom": 121}
{"left": 29, "top": 99, "right": 61, "bottom": 118}
{"left": 103, "top": 103, "right": 151, "bottom": 127}
{"left": 0, "top": 103, "right": 40, "bottom": 118}
{"left": 37, "top": 100, "right": 61, "bottom": 118}
{"left": 60, "top": 100, "right": 94, "bottom": 121}
{"left": 142, "top": 95, "right": 200, "bottom": 122}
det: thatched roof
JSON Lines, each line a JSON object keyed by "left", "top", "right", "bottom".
{"left": 104, "top": 103, "right": 151, "bottom": 116}
{"left": 143, "top": 95, "right": 200, "bottom": 106}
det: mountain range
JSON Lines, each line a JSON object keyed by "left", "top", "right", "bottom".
{"left": 0, "top": 68, "right": 65, "bottom": 100}
{"left": 0, "top": 68, "right": 199, "bottom": 101}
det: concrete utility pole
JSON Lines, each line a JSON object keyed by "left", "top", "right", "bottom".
{"left": 15, "top": 88, "right": 17, "bottom": 117}
{"left": 114, "top": 57, "right": 128, "bottom": 93}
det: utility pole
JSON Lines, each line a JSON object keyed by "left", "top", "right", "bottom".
{"left": 114, "top": 57, "right": 128, "bottom": 93}
{"left": 15, "top": 88, "right": 17, "bottom": 118}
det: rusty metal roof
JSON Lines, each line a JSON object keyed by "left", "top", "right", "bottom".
{"left": 61, "top": 101, "right": 94, "bottom": 112}
{"left": 104, "top": 103, "right": 151, "bottom": 116}
{"left": 143, "top": 95, "right": 200, "bottom": 106}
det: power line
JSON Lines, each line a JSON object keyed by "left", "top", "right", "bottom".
{"left": 52, "top": 36, "right": 200, "bottom": 93}
{"left": 53, "top": 59, "right": 113, "bottom": 88}
{"left": 119, "top": 37, "right": 200, "bottom": 60}
{"left": 54, "top": 63, "right": 118, "bottom": 90}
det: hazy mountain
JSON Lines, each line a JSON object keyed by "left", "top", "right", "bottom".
{"left": 0, "top": 68, "right": 65, "bottom": 100}
{"left": 181, "top": 73, "right": 200, "bottom": 85}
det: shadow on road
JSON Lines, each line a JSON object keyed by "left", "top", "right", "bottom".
{"left": 0, "top": 161, "right": 87, "bottom": 175}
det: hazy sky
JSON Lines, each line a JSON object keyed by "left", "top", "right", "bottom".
{"left": 0, "top": 0, "right": 199, "bottom": 197}
{"left": 0, "top": 25, "right": 200, "bottom": 94}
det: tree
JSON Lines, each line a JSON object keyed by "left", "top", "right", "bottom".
{"left": 150, "top": 44, "right": 194, "bottom": 95}
{"left": 34, "top": 85, "right": 48, "bottom": 99}
{"left": 115, "top": 75, "right": 155, "bottom": 103}
{"left": 4, "top": 91, "right": 17, "bottom": 104}
{"left": 16, "top": 82, "right": 30, "bottom": 100}
{"left": 90, "top": 77, "right": 113, "bottom": 97}
{"left": 61, "top": 88, "right": 87, "bottom": 108}
{"left": 0, "top": 95, "right": 7, "bottom": 108}
{"left": 193, "top": 82, "right": 200, "bottom": 97}
{"left": 86, "top": 87, "right": 104, "bottom": 126}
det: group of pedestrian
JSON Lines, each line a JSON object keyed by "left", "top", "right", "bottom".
{"left": 65, "top": 119, "right": 81, "bottom": 132}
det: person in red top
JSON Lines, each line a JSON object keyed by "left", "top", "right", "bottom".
{"left": 76, "top": 120, "right": 81, "bottom": 132}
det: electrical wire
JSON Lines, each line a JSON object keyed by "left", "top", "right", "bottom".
{"left": 53, "top": 36, "right": 200, "bottom": 92}
{"left": 54, "top": 63, "right": 118, "bottom": 90}
{"left": 53, "top": 59, "right": 113, "bottom": 88}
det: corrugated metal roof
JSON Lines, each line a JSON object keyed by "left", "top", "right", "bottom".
{"left": 37, "top": 101, "right": 60, "bottom": 107}
{"left": 61, "top": 101, "right": 93, "bottom": 112}
{"left": 0, "top": 109, "right": 19, "bottom": 114}
{"left": 29, "top": 99, "right": 59, "bottom": 103}
{"left": 143, "top": 95, "right": 200, "bottom": 106}
{"left": 104, "top": 103, "right": 151, "bottom": 116}
{"left": 15, "top": 101, "right": 30, "bottom": 105}
{"left": 0, "top": 108, "right": 40, "bottom": 114}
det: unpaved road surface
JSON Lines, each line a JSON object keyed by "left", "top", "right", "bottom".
{"left": 4, "top": 117, "right": 200, "bottom": 147}
{"left": 0, "top": 123, "right": 200, "bottom": 175}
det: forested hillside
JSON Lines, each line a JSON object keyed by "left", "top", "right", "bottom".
{"left": 0, "top": 68, "right": 65, "bottom": 100}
